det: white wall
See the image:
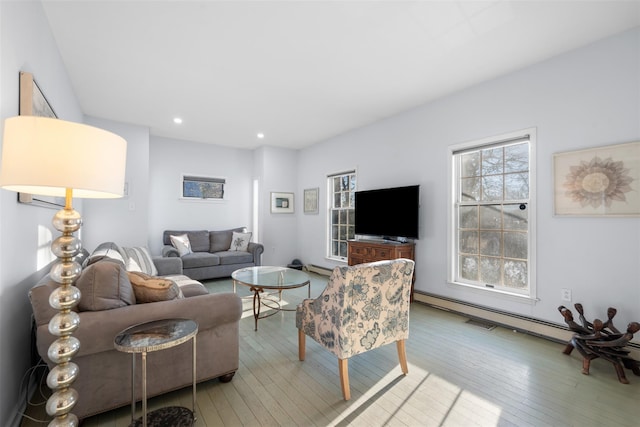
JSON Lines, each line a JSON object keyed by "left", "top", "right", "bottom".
{"left": 296, "top": 27, "right": 640, "bottom": 330}
{"left": 83, "top": 116, "right": 151, "bottom": 251}
{"left": 147, "top": 136, "right": 255, "bottom": 255}
{"left": 0, "top": 2, "right": 83, "bottom": 425}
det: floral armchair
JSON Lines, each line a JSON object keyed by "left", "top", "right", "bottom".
{"left": 296, "top": 258, "right": 415, "bottom": 400}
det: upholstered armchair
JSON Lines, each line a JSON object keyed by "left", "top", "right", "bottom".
{"left": 296, "top": 258, "right": 415, "bottom": 400}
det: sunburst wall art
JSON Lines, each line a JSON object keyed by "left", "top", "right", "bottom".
{"left": 553, "top": 141, "right": 640, "bottom": 216}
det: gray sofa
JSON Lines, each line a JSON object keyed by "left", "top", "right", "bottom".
{"left": 162, "top": 227, "right": 264, "bottom": 281}
{"left": 29, "top": 243, "right": 242, "bottom": 420}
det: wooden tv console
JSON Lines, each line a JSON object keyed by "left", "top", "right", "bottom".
{"left": 347, "top": 240, "right": 416, "bottom": 301}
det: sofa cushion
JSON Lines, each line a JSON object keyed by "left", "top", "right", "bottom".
{"left": 229, "top": 231, "right": 252, "bottom": 252}
{"left": 170, "top": 234, "right": 192, "bottom": 256}
{"left": 122, "top": 246, "right": 158, "bottom": 276}
{"left": 182, "top": 252, "right": 221, "bottom": 269}
{"left": 127, "top": 271, "right": 184, "bottom": 303}
{"left": 76, "top": 261, "right": 135, "bottom": 311}
{"left": 209, "top": 227, "right": 246, "bottom": 252}
{"left": 217, "top": 250, "right": 254, "bottom": 265}
{"left": 163, "top": 230, "right": 209, "bottom": 252}
{"left": 163, "top": 274, "right": 209, "bottom": 297}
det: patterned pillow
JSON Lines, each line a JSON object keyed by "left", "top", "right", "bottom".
{"left": 121, "top": 246, "right": 158, "bottom": 276}
{"left": 170, "top": 234, "right": 192, "bottom": 256}
{"left": 127, "top": 271, "right": 184, "bottom": 303}
{"left": 229, "top": 231, "right": 251, "bottom": 252}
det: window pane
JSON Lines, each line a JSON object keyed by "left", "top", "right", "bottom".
{"left": 460, "top": 255, "right": 478, "bottom": 281}
{"left": 341, "top": 192, "right": 349, "bottom": 208}
{"left": 339, "top": 241, "right": 348, "bottom": 258}
{"left": 480, "top": 257, "right": 502, "bottom": 284}
{"left": 333, "top": 193, "right": 341, "bottom": 209}
{"left": 459, "top": 231, "right": 478, "bottom": 254}
{"left": 482, "top": 147, "right": 503, "bottom": 175}
{"left": 341, "top": 176, "right": 349, "bottom": 191}
{"left": 479, "top": 205, "right": 502, "bottom": 229}
{"left": 504, "top": 232, "right": 527, "bottom": 259}
{"left": 461, "top": 152, "right": 480, "bottom": 177}
{"left": 350, "top": 175, "right": 357, "bottom": 190}
{"left": 459, "top": 206, "right": 478, "bottom": 228}
{"left": 480, "top": 231, "right": 502, "bottom": 256}
{"left": 347, "top": 225, "right": 355, "bottom": 240}
{"left": 505, "top": 143, "right": 528, "bottom": 173}
{"left": 505, "top": 172, "right": 529, "bottom": 200}
{"left": 333, "top": 177, "right": 341, "bottom": 192}
{"left": 461, "top": 177, "right": 480, "bottom": 201}
{"left": 482, "top": 175, "right": 503, "bottom": 201}
{"left": 504, "top": 260, "right": 527, "bottom": 289}
{"left": 504, "top": 204, "right": 528, "bottom": 230}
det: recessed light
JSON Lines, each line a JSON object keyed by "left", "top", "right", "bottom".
{"left": 173, "top": 117, "right": 183, "bottom": 124}
{"left": 257, "top": 133, "right": 265, "bottom": 139}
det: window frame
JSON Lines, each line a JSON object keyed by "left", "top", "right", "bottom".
{"left": 327, "top": 170, "right": 357, "bottom": 262}
{"left": 180, "top": 174, "right": 227, "bottom": 202}
{"left": 447, "top": 128, "right": 537, "bottom": 301}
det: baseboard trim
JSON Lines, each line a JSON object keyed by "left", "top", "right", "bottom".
{"left": 304, "top": 264, "right": 333, "bottom": 276}
{"left": 413, "top": 291, "right": 640, "bottom": 360}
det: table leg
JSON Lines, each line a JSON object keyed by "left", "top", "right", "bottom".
{"left": 130, "top": 353, "right": 136, "bottom": 425}
{"left": 192, "top": 334, "right": 197, "bottom": 421}
{"left": 252, "top": 287, "right": 261, "bottom": 331}
{"left": 142, "top": 351, "right": 147, "bottom": 427}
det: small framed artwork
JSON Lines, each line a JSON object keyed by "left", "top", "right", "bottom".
{"left": 271, "top": 192, "right": 294, "bottom": 213}
{"left": 303, "top": 188, "right": 319, "bottom": 214}
{"left": 553, "top": 141, "right": 640, "bottom": 217}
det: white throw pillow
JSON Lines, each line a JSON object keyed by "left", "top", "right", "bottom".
{"left": 121, "top": 246, "right": 158, "bottom": 276}
{"left": 170, "top": 234, "right": 192, "bottom": 256}
{"left": 229, "top": 231, "right": 252, "bottom": 252}
{"left": 126, "top": 257, "right": 142, "bottom": 272}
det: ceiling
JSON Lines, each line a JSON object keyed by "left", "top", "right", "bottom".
{"left": 41, "top": 1, "right": 640, "bottom": 150}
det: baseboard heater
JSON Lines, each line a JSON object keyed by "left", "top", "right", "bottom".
{"left": 304, "top": 264, "right": 333, "bottom": 276}
{"left": 413, "top": 291, "right": 640, "bottom": 359}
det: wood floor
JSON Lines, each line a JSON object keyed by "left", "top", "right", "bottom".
{"left": 22, "top": 273, "right": 640, "bottom": 427}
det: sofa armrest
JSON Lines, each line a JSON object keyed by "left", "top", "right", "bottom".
{"left": 153, "top": 256, "right": 183, "bottom": 276}
{"left": 35, "top": 292, "right": 242, "bottom": 362}
{"left": 162, "top": 245, "right": 180, "bottom": 258}
{"left": 247, "top": 242, "right": 264, "bottom": 266}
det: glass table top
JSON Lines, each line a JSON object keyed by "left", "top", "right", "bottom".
{"left": 114, "top": 318, "right": 198, "bottom": 353}
{"left": 231, "top": 266, "right": 310, "bottom": 290}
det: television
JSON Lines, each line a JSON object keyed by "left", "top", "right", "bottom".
{"left": 354, "top": 185, "right": 420, "bottom": 241}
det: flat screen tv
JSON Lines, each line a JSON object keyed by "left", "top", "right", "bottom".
{"left": 354, "top": 185, "right": 419, "bottom": 240}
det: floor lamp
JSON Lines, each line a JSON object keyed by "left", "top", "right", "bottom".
{"left": 0, "top": 116, "right": 127, "bottom": 426}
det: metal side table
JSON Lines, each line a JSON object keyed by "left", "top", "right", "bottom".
{"left": 114, "top": 318, "right": 198, "bottom": 427}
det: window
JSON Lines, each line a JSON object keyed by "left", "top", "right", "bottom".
{"left": 181, "top": 175, "right": 225, "bottom": 200}
{"left": 328, "top": 170, "right": 356, "bottom": 260}
{"left": 449, "top": 129, "right": 536, "bottom": 298}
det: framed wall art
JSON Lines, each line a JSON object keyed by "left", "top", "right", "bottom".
{"left": 17, "top": 71, "right": 65, "bottom": 208}
{"left": 553, "top": 141, "right": 640, "bottom": 217}
{"left": 303, "top": 188, "right": 319, "bottom": 214}
{"left": 271, "top": 192, "right": 294, "bottom": 213}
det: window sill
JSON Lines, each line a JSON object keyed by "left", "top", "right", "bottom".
{"left": 447, "top": 280, "right": 539, "bottom": 305}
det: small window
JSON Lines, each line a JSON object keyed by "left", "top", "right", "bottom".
{"left": 181, "top": 175, "right": 226, "bottom": 200}
{"left": 327, "top": 170, "right": 356, "bottom": 260}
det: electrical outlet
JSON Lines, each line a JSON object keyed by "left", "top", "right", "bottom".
{"left": 561, "top": 288, "right": 572, "bottom": 302}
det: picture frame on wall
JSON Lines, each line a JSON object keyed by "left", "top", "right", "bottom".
{"left": 271, "top": 192, "right": 294, "bottom": 213}
{"left": 553, "top": 141, "right": 640, "bottom": 217}
{"left": 17, "top": 71, "right": 65, "bottom": 209}
{"left": 303, "top": 188, "right": 319, "bottom": 214}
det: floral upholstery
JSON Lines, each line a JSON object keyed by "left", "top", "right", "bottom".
{"left": 296, "top": 258, "right": 415, "bottom": 399}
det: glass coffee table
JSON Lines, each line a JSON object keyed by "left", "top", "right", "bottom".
{"left": 232, "top": 266, "right": 311, "bottom": 331}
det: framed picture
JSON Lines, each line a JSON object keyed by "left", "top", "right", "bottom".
{"left": 303, "top": 188, "right": 319, "bottom": 214}
{"left": 18, "top": 71, "right": 65, "bottom": 209}
{"left": 271, "top": 192, "right": 294, "bottom": 213}
{"left": 553, "top": 141, "right": 640, "bottom": 216}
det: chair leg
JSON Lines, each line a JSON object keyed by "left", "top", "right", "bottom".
{"left": 298, "top": 329, "right": 306, "bottom": 361}
{"left": 397, "top": 339, "right": 408, "bottom": 375}
{"left": 339, "top": 358, "right": 350, "bottom": 400}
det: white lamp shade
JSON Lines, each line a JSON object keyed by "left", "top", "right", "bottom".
{"left": 0, "top": 116, "right": 127, "bottom": 198}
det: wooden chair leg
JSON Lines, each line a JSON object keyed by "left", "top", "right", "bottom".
{"left": 397, "top": 339, "right": 408, "bottom": 375}
{"left": 339, "top": 358, "right": 350, "bottom": 400}
{"left": 298, "top": 329, "right": 306, "bottom": 361}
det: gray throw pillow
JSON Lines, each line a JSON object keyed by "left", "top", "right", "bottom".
{"left": 75, "top": 261, "right": 136, "bottom": 311}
